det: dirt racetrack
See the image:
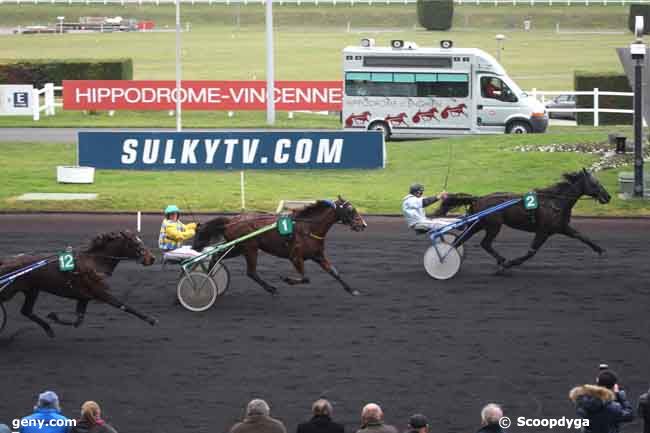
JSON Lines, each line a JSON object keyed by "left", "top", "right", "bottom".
{"left": 1, "top": 214, "right": 649, "bottom": 433}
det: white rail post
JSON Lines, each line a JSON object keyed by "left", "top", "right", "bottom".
{"left": 532, "top": 87, "right": 537, "bottom": 101}
{"left": 32, "top": 88, "right": 40, "bottom": 121}
{"left": 240, "top": 171, "right": 246, "bottom": 210}
{"left": 45, "top": 83, "right": 55, "bottom": 116}
{"left": 593, "top": 87, "right": 599, "bottom": 127}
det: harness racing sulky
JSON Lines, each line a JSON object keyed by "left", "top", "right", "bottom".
{"left": 174, "top": 196, "right": 367, "bottom": 312}
{"left": 422, "top": 169, "right": 611, "bottom": 280}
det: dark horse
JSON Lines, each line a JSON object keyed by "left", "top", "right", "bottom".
{"left": 192, "top": 196, "right": 367, "bottom": 295}
{"left": 433, "top": 169, "right": 611, "bottom": 272}
{"left": 0, "top": 231, "right": 156, "bottom": 337}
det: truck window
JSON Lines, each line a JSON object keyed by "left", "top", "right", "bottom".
{"left": 345, "top": 72, "right": 416, "bottom": 97}
{"left": 415, "top": 73, "right": 468, "bottom": 98}
{"left": 481, "top": 77, "right": 518, "bottom": 103}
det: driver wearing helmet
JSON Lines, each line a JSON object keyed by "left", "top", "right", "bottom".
{"left": 402, "top": 184, "right": 456, "bottom": 232}
{"left": 159, "top": 205, "right": 201, "bottom": 261}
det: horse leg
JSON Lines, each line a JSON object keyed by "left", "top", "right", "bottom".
{"left": 47, "top": 299, "right": 88, "bottom": 328}
{"left": 480, "top": 224, "right": 506, "bottom": 266}
{"left": 244, "top": 248, "right": 278, "bottom": 295}
{"left": 20, "top": 289, "right": 55, "bottom": 338}
{"left": 562, "top": 225, "right": 605, "bottom": 255}
{"left": 282, "top": 255, "right": 310, "bottom": 285}
{"left": 89, "top": 281, "right": 157, "bottom": 326}
{"left": 503, "top": 232, "right": 550, "bottom": 269}
{"left": 313, "top": 256, "right": 360, "bottom": 296}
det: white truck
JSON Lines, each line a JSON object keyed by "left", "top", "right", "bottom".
{"left": 342, "top": 39, "right": 548, "bottom": 139}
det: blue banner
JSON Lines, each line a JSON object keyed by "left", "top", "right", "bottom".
{"left": 78, "top": 131, "right": 385, "bottom": 170}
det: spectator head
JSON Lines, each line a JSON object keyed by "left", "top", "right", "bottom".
{"left": 361, "top": 403, "right": 384, "bottom": 425}
{"left": 0, "top": 424, "right": 11, "bottom": 433}
{"left": 408, "top": 414, "right": 429, "bottom": 432}
{"left": 597, "top": 370, "right": 618, "bottom": 390}
{"left": 80, "top": 401, "right": 102, "bottom": 425}
{"left": 481, "top": 404, "right": 503, "bottom": 426}
{"left": 312, "top": 399, "right": 333, "bottom": 417}
{"left": 246, "top": 399, "right": 271, "bottom": 417}
{"left": 36, "top": 391, "right": 60, "bottom": 411}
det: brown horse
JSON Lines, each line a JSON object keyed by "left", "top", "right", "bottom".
{"left": 192, "top": 197, "right": 367, "bottom": 295}
{"left": 433, "top": 169, "right": 611, "bottom": 272}
{"left": 0, "top": 231, "right": 156, "bottom": 338}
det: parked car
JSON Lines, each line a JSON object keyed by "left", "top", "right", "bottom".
{"left": 545, "top": 94, "right": 576, "bottom": 120}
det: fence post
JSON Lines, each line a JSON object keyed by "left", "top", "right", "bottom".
{"left": 45, "top": 83, "right": 55, "bottom": 116}
{"left": 593, "top": 87, "right": 599, "bottom": 127}
{"left": 32, "top": 88, "right": 40, "bottom": 121}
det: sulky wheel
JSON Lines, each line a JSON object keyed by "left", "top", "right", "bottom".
{"left": 177, "top": 272, "right": 219, "bottom": 312}
{"left": 209, "top": 263, "right": 231, "bottom": 297}
{"left": 423, "top": 242, "right": 462, "bottom": 280}
{"left": 442, "top": 233, "right": 464, "bottom": 260}
{"left": 0, "top": 303, "right": 6, "bottom": 334}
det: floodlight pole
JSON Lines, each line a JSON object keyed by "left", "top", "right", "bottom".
{"left": 265, "top": 0, "right": 275, "bottom": 125}
{"left": 175, "top": 0, "right": 182, "bottom": 132}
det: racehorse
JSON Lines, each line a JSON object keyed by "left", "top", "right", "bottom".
{"left": 0, "top": 231, "right": 156, "bottom": 338}
{"left": 433, "top": 169, "right": 611, "bottom": 272}
{"left": 192, "top": 197, "right": 367, "bottom": 296}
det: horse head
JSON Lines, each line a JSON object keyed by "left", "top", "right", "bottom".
{"left": 88, "top": 231, "right": 155, "bottom": 266}
{"left": 566, "top": 169, "right": 611, "bottom": 204}
{"left": 334, "top": 196, "right": 367, "bottom": 232}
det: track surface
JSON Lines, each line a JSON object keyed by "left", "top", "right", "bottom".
{"left": 1, "top": 214, "right": 649, "bottom": 433}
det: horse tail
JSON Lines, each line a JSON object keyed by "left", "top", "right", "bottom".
{"left": 193, "top": 216, "right": 231, "bottom": 250}
{"left": 433, "top": 193, "right": 478, "bottom": 217}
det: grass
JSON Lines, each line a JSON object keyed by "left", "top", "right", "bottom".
{"left": 2, "top": 130, "right": 649, "bottom": 216}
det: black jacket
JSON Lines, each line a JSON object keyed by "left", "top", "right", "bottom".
{"left": 570, "top": 385, "right": 634, "bottom": 433}
{"left": 296, "top": 415, "right": 344, "bottom": 433}
{"left": 476, "top": 423, "right": 506, "bottom": 433}
{"left": 639, "top": 389, "right": 650, "bottom": 433}
{"left": 70, "top": 421, "right": 117, "bottom": 433}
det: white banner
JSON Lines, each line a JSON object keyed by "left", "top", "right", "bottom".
{"left": 0, "top": 85, "right": 34, "bottom": 116}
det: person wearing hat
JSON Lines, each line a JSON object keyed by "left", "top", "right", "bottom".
{"left": 403, "top": 414, "right": 428, "bottom": 433}
{"left": 158, "top": 205, "right": 201, "bottom": 261}
{"left": 402, "top": 184, "right": 454, "bottom": 232}
{"left": 569, "top": 369, "right": 634, "bottom": 433}
{"left": 20, "top": 391, "right": 71, "bottom": 433}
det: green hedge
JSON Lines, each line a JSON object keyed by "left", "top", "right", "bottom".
{"left": 417, "top": 0, "right": 453, "bottom": 31}
{"left": 574, "top": 71, "right": 632, "bottom": 126}
{"left": 0, "top": 59, "right": 133, "bottom": 87}
{"left": 629, "top": 4, "right": 650, "bottom": 34}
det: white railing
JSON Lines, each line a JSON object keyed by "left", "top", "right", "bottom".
{"left": 33, "top": 83, "right": 62, "bottom": 120}
{"left": 530, "top": 88, "right": 634, "bottom": 127}
{"left": 457, "top": 0, "right": 650, "bottom": 4}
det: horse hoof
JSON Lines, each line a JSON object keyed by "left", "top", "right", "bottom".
{"left": 45, "top": 328, "right": 55, "bottom": 338}
{"left": 46, "top": 312, "right": 57, "bottom": 321}
{"left": 350, "top": 290, "right": 361, "bottom": 296}
{"left": 148, "top": 318, "right": 158, "bottom": 326}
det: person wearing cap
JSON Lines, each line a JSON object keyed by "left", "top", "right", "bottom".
{"left": 356, "top": 403, "right": 397, "bottom": 433}
{"left": 296, "top": 399, "right": 344, "bottom": 433}
{"left": 402, "top": 184, "right": 455, "bottom": 232}
{"left": 158, "top": 205, "right": 201, "bottom": 261}
{"left": 569, "top": 369, "right": 635, "bottom": 433}
{"left": 20, "top": 391, "right": 71, "bottom": 433}
{"left": 404, "top": 414, "right": 428, "bottom": 433}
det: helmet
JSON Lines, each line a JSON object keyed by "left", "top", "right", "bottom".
{"left": 164, "top": 205, "right": 181, "bottom": 216}
{"left": 409, "top": 183, "right": 424, "bottom": 195}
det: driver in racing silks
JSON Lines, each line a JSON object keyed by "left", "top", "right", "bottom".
{"left": 402, "top": 184, "right": 457, "bottom": 232}
{"left": 159, "top": 205, "right": 202, "bottom": 261}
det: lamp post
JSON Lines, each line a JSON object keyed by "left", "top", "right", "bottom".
{"left": 631, "top": 16, "right": 646, "bottom": 197}
{"left": 175, "top": 0, "right": 182, "bottom": 131}
{"left": 57, "top": 16, "right": 65, "bottom": 34}
{"left": 495, "top": 34, "right": 505, "bottom": 63}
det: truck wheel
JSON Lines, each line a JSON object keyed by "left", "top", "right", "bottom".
{"left": 368, "top": 121, "right": 390, "bottom": 141}
{"left": 506, "top": 121, "right": 532, "bottom": 134}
